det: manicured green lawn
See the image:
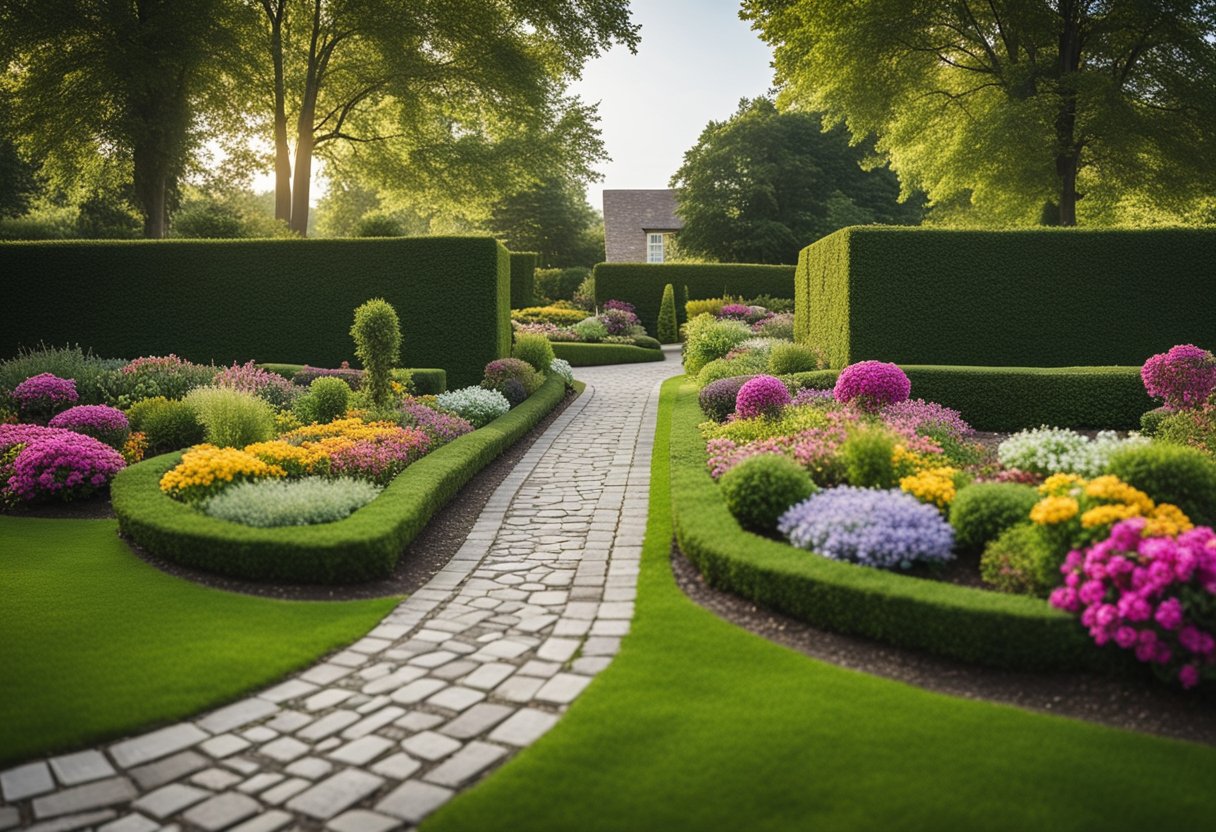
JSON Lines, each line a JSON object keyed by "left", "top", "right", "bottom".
{"left": 426, "top": 376, "right": 1216, "bottom": 832}
{"left": 0, "top": 516, "right": 396, "bottom": 765}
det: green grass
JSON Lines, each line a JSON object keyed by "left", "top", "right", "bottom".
{"left": 0, "top": 517, "right": 396, "bottom": 765}
{"left": 425, "top": 376, "right": 1216, "bottom": 832}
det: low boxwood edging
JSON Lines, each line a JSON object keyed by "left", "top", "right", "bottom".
{"left": 113, "top": 374, "right": 569, "bottom": 584}
{"left": 785, "top": 365, "right": 1150, "bottom": 431}
{"left": 552, "top": 342, "right": 666, "bottom": 366}
{"left": 258, "top": 363, "right": 447, "bottom": 395}
{"left": 667, "top": 376, "right": 1130, "bottom": 674}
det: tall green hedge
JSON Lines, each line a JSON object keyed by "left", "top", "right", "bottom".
{"left": 509, "top": 251, "right": 539, "bottom": 309}
{"left": 0, "top": 237, "right": 511, "bottom": 388}
{"left": 796, "top": 227, "right": 1216, "bottom": 368}
{"left": 594, "top": 263, "right": 795, "bottom": 336}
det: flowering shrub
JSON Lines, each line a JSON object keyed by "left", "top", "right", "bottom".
{"left": 103, "top": 355, "right": 217, "bottom": 407}
{"left": 778, "top": 487, "right": 955, "bottom": 569}
{"left": 160, "top": 445, "right": 286, "bottom": 502}
{"left": 791, "top": 387, "right": 835, "bottom": 407}
{"left": 700, "top": 376, "right": 754, "bottom": 422}
{"left": 1050, "top": 518, "right": 1216, "bottom": 689}
{"left": 436, "top": 387, "right": 510, "bottom": 428}
{"left": 482, "top": 358, "right": 543, "bottom": 400}
{"left": 243, "top": 440, "right": 332, "bottom": 477}
{"left": 1030, "top": 473, "right": 1191, "bottom": 555}
{"left": 122, "top": 431, "right": 148, "bottom": 464}
{"left": 701, "top": 404, "right": 830, "bottom": 444}
{"left": 399, "top": 398, "right": 474, "bottom": 444}
{"left": 603, "top": 299, "right": 637, "bottom": 315}
{"left": 997, "top": 427, "right": 1148, "bottom": 477}
{"left": 1141, "top": 344, "right": 1216, "bottom": 410}
{"left": 293, "top": 363, "right": 363, "bottom": 389}
{"left": 833, "top": 361, "right": 911, "bottom": 411}
{"left": 718, "top": 303, "right": 773, "bottom": 326}
{"left": 754, "top": 312, "right": 794, "bottom": 339}
{"left": 682, "top": 315, "right": 753, "bottom": 377}
{"left": 735, "top": 375, "right": 791, "bottom": 420}
{"left": 7, "top": 431, "right": 126, "bottom": 502}
{"left": 548, "top": 358, "right": 575, "bottom": 387}
{"left": 881, "top": 399, "right": 973, "bottom": 441}
{"left": 203, "top": 476, "right": 383, "bottom": 527}
{"left": 214, "top": 361, "right": 299, "bottom": 408}
{"left": 48, "top": 404, "right": 130, "bottom": 449}
{"left": 13, "top": 373, "right": 78, "bottom": 422}
{"left": 327, "top": 427, "right": 431, "bottom": 485}
{"left": 900, "top": 466, "right": 962, "bottom": 510}
{"left": 572, "top": 318, "right": 609, "bottom": 342}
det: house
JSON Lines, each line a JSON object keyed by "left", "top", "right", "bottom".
{"left": 602, "top": 189, "right": 684, "bottom": 263}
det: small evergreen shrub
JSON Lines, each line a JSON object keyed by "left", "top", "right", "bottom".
{"left": 203, "top": 476, "right": 383, "bottom": 527}
{"left": 1106, "top": 442, "right": 1216, "bottom": 526}
{"left": 512, "top": 333, "right": 555, "bottom": 374}
{"left": 293, "top": 377, "right": 351, "bottom": 425}
{"left": 632, "top": 335, "right": 662, "bottom": 350}
{"left": 699, "top": 376, "right": 754, "bottom": 422}
{"left": 572, "top": 318, "right": 608, "bottom": 342}
{"left": 1140, "top": 406, "right": 1171, "bottom": 436}
{"left": 719, "top": 454, "right": 815, "bottom": 533}
{"left": 682, "top": 315, "right": 752, "bottom": 377}
{"left": 980, "top": 523, "right": 1061, "bottom": 596}
{"left": 482, "top": 358, "right": 543, "bottom": 402}
{"left": 658, "top": 283, "right": 679, "bottom": 344}
{"left": 841, "top": 428, "right": 898, "bottom": 489}
{"left": 184, "top": 387, "right": 276, "bottom": 448}
{"left": 949, "top": 483, "right": 1040, "bottom": 553}
{"left": 696, "top": 351, "right": 769, "bottom": 389}
{"left": 100, "top": 355, "right": 218, "bottom": 409}
{"left": 768, "top": 342, "right": 821, "bottom": 375}
{"left": 1156, "top": 407, "right": 1216, "bottom": 457}
{"left": 129, "top": 398, "right": 205, "bottom": 453}
{"left": 350, "top": 298, "right": 402, "bottom": 408}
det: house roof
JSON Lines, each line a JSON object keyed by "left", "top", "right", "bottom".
{"left": 602, "top": 190, "right": 684, "bottom": 233}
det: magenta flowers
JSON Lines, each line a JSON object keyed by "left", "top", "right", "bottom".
{"left": 13, "top": 373, "right": 79, "bottom": 422}
{"left": 735, "top": 375, "right": 791, "bottom": 420}
{"left": 328, "top": 427, "right": 432, "bottom": 485}
{"left": 48, "top": 404, "right": 130, "bottom": 449}
{"left": 6, "top": 431, "right": 126, "bottom": 502}
{"left": 1050, "top": 517, "right": 1216, "bottom": 689}
{"left": 833, "top": 361, "right": 911, "bottom": 411}
{"left": 1141, "top": 344, "right": 1216, "bottom": 410}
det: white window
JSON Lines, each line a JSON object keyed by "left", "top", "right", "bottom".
{"left": 647, "top": 232, "right": 665, "bottom": 263}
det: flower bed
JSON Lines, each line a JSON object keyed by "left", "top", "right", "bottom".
{"left": 511, "top": 299, "right": 661, "bottom": 351}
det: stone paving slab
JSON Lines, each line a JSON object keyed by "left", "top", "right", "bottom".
{"left": 1, "top": 357, "right": 671, "bottom": 829}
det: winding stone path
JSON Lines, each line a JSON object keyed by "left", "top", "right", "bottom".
{"left": 0, "top": 355, "right": 675, "bottom": 832}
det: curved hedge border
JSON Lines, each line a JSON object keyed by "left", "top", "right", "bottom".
{"left": 667, "top": 376, "right": 1130, "bottom": 673}
{"left": 552, "top": 342, "right": 666, "bottom": 366}
{"left": 113, "top": 375, "right": 569, "bottom": 584}
{"left": 258, "top": 364, "right": 447, "bottom": 395}
{"left": 785, "top": 365, "right": 1150, "bottom": 432}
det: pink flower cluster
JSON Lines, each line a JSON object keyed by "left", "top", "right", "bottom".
{"left": 6, "top": 430, "right": 125, "bottom": 502}
{"left": 735, "top": 375, "right": 791, "bottom": 419}
{"left": 1141, "top": 344, "right": 1216, "bottom": 410}
{"left": 1050, "top": 518, "right": 1216, "bottom": 689}
{"left": 399, "top": 399, "right": 473, "bottom": 444}
{"left": 48, "top": 405, "right": 130, "bottom": 449}
{"left": 214, "top": 361, "right": 298, "bottom": 406}
{"left": 12, "top": 373, "right": 79, "bottom": 421}
{"left": 328, "top": 427, "right": 432, "bottom": 485}
{"left": 833, "top": 361, "right": 911, "bottom": 411}
{"left": 880, "top": 398, "right": 973, "bottom": 439}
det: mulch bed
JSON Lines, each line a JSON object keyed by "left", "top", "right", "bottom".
{"left": 671, "top": 541, "right": 1216, "bottom": 746}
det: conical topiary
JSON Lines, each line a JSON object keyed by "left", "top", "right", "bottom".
{"left": 657, "top": 283, "right": 679, "bottom": 344}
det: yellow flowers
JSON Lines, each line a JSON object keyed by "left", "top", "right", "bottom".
{"left": 1144, "top": 503, "right": 1194, "bottom": 538}
{"left": 1079, "top": 503, "right": 1139, "bottom": 528}
{"left": 1030, "top": 472, "right": 1191, "bottom": 544}
{"left": 244, "top": 440, "right": 330, "bottom": 477}
{"left": 160, "top": 445, "right": 286, "bottom": 502}
{"left": 1039, "top": 473, "right": 1084, "bottom": 496}
{"left": 899, "top": 466, "right": 959, "bottom": 509}
{"left": 1082, "top": 475, "right": 1154, "bottom": 515}
{"left": 1030, "top": 496, "right": 1080, "bottom": 525}
{"left": 281, "top": 418, "right": 400, "bottom": 444}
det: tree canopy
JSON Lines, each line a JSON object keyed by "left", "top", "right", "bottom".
{"left": 742, "top": 0, "right": 1216, "bottom": 226}
{"left": 671, "top": 98, "right": 922, "bottom": 264}
{"left": 483, "top": 177, "right": 604, "bottom": 267}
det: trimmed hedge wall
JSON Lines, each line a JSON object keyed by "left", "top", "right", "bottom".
{"left": 509, "top": 251, "right": 539, "bottom": 309}
{"left": 259, "top": 364, "right": 447, "bottom": 395}
{"left": 796, "top": 226, "right": 1216, "bottom": 367}
{"left": 0, "top": 237, "right": 511, "bottom": 389}
{"left": 551, "top": 342, "right": 666, "bottom": 366}
{"left": 112, "top": 375, "right": 569, "bottom": 584}
{"left": 594, "top": 263, "right": 795, "bottom": 337}
{"left": 786, "top": 365, "right": 1152, "bottom": 432}
{"left": 666, "top": 377, "right": 1127, "bottom": 673}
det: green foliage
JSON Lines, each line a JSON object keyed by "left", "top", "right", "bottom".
{"left": 632, "top": 335, "right": 662, "bottom": 350}
{"left": 512, "top": 333, "right": 555, "bottom": 374}
{"left": 572, "top": 273, "right": 596, "bottom": 311}
{"left": 796, "top": 226, "right": 1216, "bottom": 368}
{"left": 696, "top": 352, "right": 769, "bottom": 389}
{"left": 949, "top": 484, "right": 1040, "bottom": 554}
{"left": 203, "top": 477, "right": 382, "bottom": 528}
{"left": 1141, "top": 407, "right": 1171, "bottom": 438}
{"left": 980, "top": 524, "right": 1063, "bottom": 597}
{"left": 183, "top": 387, "right": 275, "bottom": 448}
{"left": 745, "top": 0, "right": 1216, "bottom": 226}
{"left": 486, "top": 179, "right": 604, "bottom": 268}
{"left": 0, "top": 205, "right": 78, "bottom": 240}
{"left": 350, "top": 298, "right": 402, "bottom": 408}
{"left": 672, "top": 98, "right": 921, "bottom": 264}
{"left": 1105, "top": 443, "right": 1216, "bottom": 527}
{"left": 657, "top": 283, "right": 679, "bottom": 344}
{"left": 0, "top": 238, "right": 510, "bottom": 388}
{"left": 681, "top": 315, "right": 753, "bottom": 377}
{"left": 172, "top": 201, "right": 247, "bottom": 239}
{"left": 130, "top": 398, "right": 205, "bottom": 454}
{"left": 841, "top": 427, "right": 898, "bottom": 489}
{"left": 685, "top": 298, "right": 728, "bottom": 319}
{"left": 534, "top": 267, "right": 590, "bottom": 303}
{"left": 112, "top": 375, "right": 567, "bottom": 583}
{"left": 512, "top": 305, "right": 588, "bottom": 326}
{"left": 0, "top": 344, "right": 124, "bottom": 404}
{"left": 768, "top": 342, "right": 820, "bottom": 375}
{"left": 595, "top": 263, "right": 794, "bottom": 337}
{"left": 719, "top": 455, "right": 815, "bottom": 533}
{"left": 1156, "top": 407, "right": 1216, "bottom": 457}
{"left": 550, "top": 342, "right": 667, "bottom": 367}
{"left": 353, "top": 213, "right": 405, "bottom": 237}
{"left": 293, "top": 377, "right": 352, "bottom": 426}
{"left": 509, "top": 252, "right": 539, "bottom": 309}
{"left": 572, "top": 318, "right": 608, "bottom": 343}
{"left": 784, "top": 365, "right": 1151, "bottom": 432}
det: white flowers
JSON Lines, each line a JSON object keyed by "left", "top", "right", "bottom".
{"left": 997, "top": 427, "right": 1149, "bottom": 477}
{"left": 548, "top": 358, "right": 574, "bottom": 386}
{"left": 435, "top": 386, "right": 510, "bottom": 428}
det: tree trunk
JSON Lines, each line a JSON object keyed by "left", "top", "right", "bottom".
{"left": 1054, "top": 1, "right": 1083, "bottom": 227}
{"left": 290, "top": 123, "right": 313, "bottom": 236}
{"left": 132, "top": 141, "right": 167, "bottom": 238}
{"left": 270, "top": 17, "right": 292, "bottom": 225}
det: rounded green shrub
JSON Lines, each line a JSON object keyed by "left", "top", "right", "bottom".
{"left": 293, "top": 377, "right": 351, "bottom": 425}
{"left": 768, "top": 342, "right": 821, "bottom": 375}
{"left": 1155, "top": 407, "right": 1216, "bottom": 457}
{"left": 351, "top": 298, "right": 402, "bottom": 408}
{"left": 696, "top": 351, "right": 769, "bottom": 389}
{"left": 184, "top": 387, "right": 275, "bottom": 448}
{"left": 841, "top": 428, "right": 898, "bottom": 489}
{"left": 632, "top": 335, "right": 662, "bottom": 350}
{"left": 1106, "top": 441, "right": 1216, "bottom": 526}
{"left": 512, "top": 333, "right": 555, "bottom": 374}
{"left": 1140, "top": 406, "right": 1171, "bottom": 436}
{"left": 719, "top": 454, "right": 816, "bottom": 533}
{"left": 572, "top": 318, "right": 607, "bottom": 342}
{"left": 657, "top": 283, "right": 679, "bottom": 344}
{"left": 980, "top": 523, "right": 1061, "bottom": 596}
{"left": 682, "top": 315, "right": 752, "bottom": 377}
{"left": 949, "top": 483, "right": 1039, "bottom": 553}
{"left": 129, "top": 397, "right": 205, "bottom": 453}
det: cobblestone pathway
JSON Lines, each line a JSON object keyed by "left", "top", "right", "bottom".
{"left": 0, "top": 355, "right": 675, "bottom": 832}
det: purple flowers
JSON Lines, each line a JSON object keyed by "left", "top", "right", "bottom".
{"left": 6, "top": 430, "right": 125, "bottom": 502}
{"left": 215, "top": 361, "right": 299, "bottom": 408}
{"left": 1141, "top": 344, "right": 1216, "bottom": 410}
{"left": 777, "top": 486, "right": 955, "bottom": 569}
{"left": 602, "top": 299, "right": 637, "bottom": 315}
{"left": 13, "top": 373, "right": 79, "bottom": 422}
{"left": 1050, "top": 517, "right": 1216, "bottom": 689}
{"left": 833, "top": 361, "right": 911, "bottom": 411}
{"left": 48, "top": 405, "right": 130, "bottom": 449}
{"left": 600, "top": 307, "right": 642, "bottom": 336}
{"left": 699, "top": 376, "right": 755, "bottom": 422}
{"left": 735, "top": 375, "right": 791, "bottom": 420}
{"left": 328, "top": 428, "right": 431, "bottom": 485}
{"left": 880, "top": 398, "right": 973, "bottom": 440}
{"left": 398, "top": 399, "right": 473, "bottom": 445}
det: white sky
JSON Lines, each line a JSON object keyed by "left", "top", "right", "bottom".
{"left": 252, "top": 0, "right": 776, "bottom": 211}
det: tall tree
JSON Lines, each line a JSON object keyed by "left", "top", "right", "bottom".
{"left": 671, "top": 98, "right": 922, "bottom": 264}
{"left": 2, "top": 0, "right": 251, "bottom": 237}
{"left": 743, "top": 0, "right": 1216, "bottom": 226}
{"left": 483, "top": 177, "right": 604, "bottom": 267}
{"left": 249, "top": 0, "right": 638, "bottom": 235}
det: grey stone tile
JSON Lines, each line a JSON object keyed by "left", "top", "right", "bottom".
{"left": 48, "top": 751, "right": 116, "bottom": 787}
{"left": 133, "top": 782, "right": 213, "bottom": 819}
{"left": 327, "top": 809, "right": 402, "bottom": 832}
{"left": 488, "top": 708, "right": 559, "bottom": 747}
{"left": 340, "top": 706, "right": 405, "bottom": 740}
{"left": 32, "top": 777, "right": 138, "bottom": 820}
{"left": 24, "top": 809, "right": 117, "bottom": 832}
{"left": 535, "top": 637, "right": 580, "bottom": 662}
{"left": 399, "top": 731, "right": 462, "bottom": 762}
{"left": 461, "top": 662, "right": 515, "bottom": 691}
{"left": 128, "top": 751, "right": 208, "bottom": 790}
{"left": 283, "top": 758, "right": 333, "bottom": 780}
{"left": 200, "top": 734, "right": 251, "bottom": 759}
{"left": 394, "top": 711, "right": 444, "bottom": 732}
{"left": 258, "top": 778, "right": 310, "bottom": 807}
{"left": 421, "top": 742, "right": 507, "bottom": 788}
{"left": 181, "top": 792, "right": 261, "bottom": 832}
{"left": 426, "top": 686, "right": 485, "bottom": 713}
{"left": 227, "top": 809, "right": 293, "bottom": 832}
{"left": 493, "top": 675, "right": 545, "bottom": 703}
{"left": 375, "top": 780, "right": 454, "bottom": 824}
{"left": 192, "top": 768, "right": 243, "bottom": 791}
{"left": 109, "top": 724, "right": 208, "bottom": 769}
{"left": 438, "top": 704, "right": 515, "bottom": 740}
{"left": 304, "top": 689, "right": 354, "bottom": 712}
{"left": 257, "top": 679, "right": 318, "bottom": 705}
{"left": 197, "top": 699, "right": 278, "bottom": 735}
{"left": 237, "top": 773, "right": 283, "bottom": 795}
{"left": 297, "top": 711, "right": 360, "bottom": 741}
{"left": 1, "top": 761, "right": 55, "bottom": 801}
{"left": 97, "top": 813, "right": 158, "bottom": 832}
{"left": 328, "top": 736, "right": 394, "bottom": 766}
{"left": 285, "top": 769, "right": 384, "bottom": 820}
{"left": 369, "top": 753, "right": 421, "bottom": 781}
{"left": 387, "top": 679, "right": 446, "bottom": 705}
{"left": 259, "top": 737, "right": 310, "bottom": 763}
{"left": 0, "top": 807, "right": 18, "bottom": 831}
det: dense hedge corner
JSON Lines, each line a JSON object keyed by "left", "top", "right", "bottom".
{"left": 112, "top": 375, "right": 569, "bottom": 584}
{"left": 594, "top": 263, "right": 795, "bottom": 337}
{"left": 797, "top": 226, "right": 1216, "bottom": 368}
{"left": 0, "top": 236, "right": 511, "bottom": 389}
{"left": 509, "top": 251, "right": 539, "bottom": 309}
{"left": 551, "top": 342, "right": 667, "bottom": 367}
